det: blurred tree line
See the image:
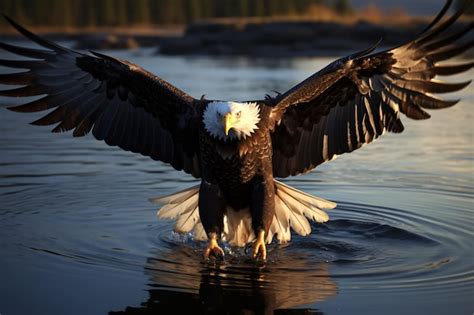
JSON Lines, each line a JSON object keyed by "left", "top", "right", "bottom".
{"left": 0, "top": 0, "right": 354, "bottom": 28}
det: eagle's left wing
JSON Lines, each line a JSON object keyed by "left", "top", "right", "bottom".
{"left": 0, "top": 16, "right": 202, "bottom": 177}
{"left": 270, "top": 1, "right": 473, "bottom": 178}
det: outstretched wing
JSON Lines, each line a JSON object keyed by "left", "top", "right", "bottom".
{"left": 270, "top": 0, "right": 473, "bottom": 178}
{"left": 0, "top": 16, "right": 201, "bottom": 178}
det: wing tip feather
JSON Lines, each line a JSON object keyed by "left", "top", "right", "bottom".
{"left": 2, "top": 13, "right": 68, "bottom": 53}
{"left": 418, "top": 0, "right": 453, "bottom": 34}
{"left": 6, "top": 105, "right": 27, "bottom": 113}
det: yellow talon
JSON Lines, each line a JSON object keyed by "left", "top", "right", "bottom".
{"left": 203, "top": 232, "right": 224, "bottom": 259}
{"left": 252, "top": 230, "right": 267, "bottom": 260}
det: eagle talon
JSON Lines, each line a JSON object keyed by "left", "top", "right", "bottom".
{"left": 203, "top": 233, "right": 224, "bottom": 259}
{"left": 252, "top": 230, "right": 267, "bottom": 260}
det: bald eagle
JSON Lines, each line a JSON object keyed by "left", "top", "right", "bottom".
{"left": 0, "top": 1, "right": 472, "bottom": 260}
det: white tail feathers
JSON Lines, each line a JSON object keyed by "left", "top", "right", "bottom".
{"left": 150, "top": 185, "right": 200, "bottom": 220}
{"left": 223, "top": 208, "right": 255, "bottom": 246}
{"left": 151, "top": 180, "right": 336, "bottom": 247}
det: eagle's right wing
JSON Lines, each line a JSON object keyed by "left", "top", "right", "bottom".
{"left": 269, "top": 0, "right": 473, "bottom": 178}
{"left": 0, "top": 16, "right": 202, "bottom": 178}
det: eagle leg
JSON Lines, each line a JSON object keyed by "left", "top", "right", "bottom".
{"left": 250, "top": 175, "right": 274, "bottom": 260}
{"left": 252, "top": 230, "right": 267, "bottom": 260}
{"left": 203, "top": 232, "right": 224, "bottom": 259}
{"left": 199, "top": 181, "right": 225, "bottom": 259}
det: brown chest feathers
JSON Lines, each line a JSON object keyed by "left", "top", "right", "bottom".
{"left": 199, "top": 127, "right": 272, "bottom": 189}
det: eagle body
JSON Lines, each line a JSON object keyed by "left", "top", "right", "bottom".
{"left": 1, "top": 0, "right": 472, "bottom": 259}
{"left": 198, "top": 101, "right": 276, "bottom": 239}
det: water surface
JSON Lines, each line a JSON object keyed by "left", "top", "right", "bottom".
{"left": 0, "top": 47, "right": 473, "bottom": 314}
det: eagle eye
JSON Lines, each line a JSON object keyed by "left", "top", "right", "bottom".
{"left": 235, "top": 111, "right": 241, "bottom": 118}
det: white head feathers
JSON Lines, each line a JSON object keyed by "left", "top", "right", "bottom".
{"left": 203, "top": 101, "right": 261, "bottom": 141}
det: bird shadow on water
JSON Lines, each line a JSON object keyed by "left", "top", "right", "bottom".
{"left": 109, "top": 241, "right": 336, "bottom": 315}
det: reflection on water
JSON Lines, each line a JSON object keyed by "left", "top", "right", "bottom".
{"left": 0, "top": 47, "right": 473, "bottom": 315}
{"left": 110, "top": 248, "right": 335, "bottom": 314}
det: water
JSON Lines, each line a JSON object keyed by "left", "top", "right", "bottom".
{"left": 0, "top": 47, "right": 473, "bottom": 315}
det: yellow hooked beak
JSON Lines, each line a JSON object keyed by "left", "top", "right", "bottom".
{"left": 222, "top": 113, "right": 236, "bottom": 136}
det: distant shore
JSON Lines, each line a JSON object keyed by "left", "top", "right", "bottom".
{"left": 1, "top": 18, "right": 472, "bottom": 58}
{"left": 158, "top": 17, "right": 473, "bottom": 58}
{"left": 0, "top": 25, "right": 184, "bottom": 50}
{"left": 159, "top": 20, "right": 421, "bottom": 57}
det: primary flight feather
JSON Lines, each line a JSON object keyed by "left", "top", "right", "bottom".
{"left": 0, "top": 0, "right": 472, "bottom": 259}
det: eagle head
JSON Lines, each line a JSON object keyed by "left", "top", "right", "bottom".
{"left": 203, "top": 101, "right": 260, "bottom": 140}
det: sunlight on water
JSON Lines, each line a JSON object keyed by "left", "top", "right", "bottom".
{"left": 0, "top": 47, "right": 473, "bottom": 315}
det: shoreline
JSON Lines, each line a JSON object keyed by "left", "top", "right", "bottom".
{"left": 1, "top": 18, "right": 472, "bottom": 58}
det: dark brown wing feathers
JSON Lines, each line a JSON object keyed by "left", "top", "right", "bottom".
{"left": 270, "top": 1, "right": 473, "bottom": 178}
{"left": 0, "top": 15, "right": 201, "bottom": 178}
